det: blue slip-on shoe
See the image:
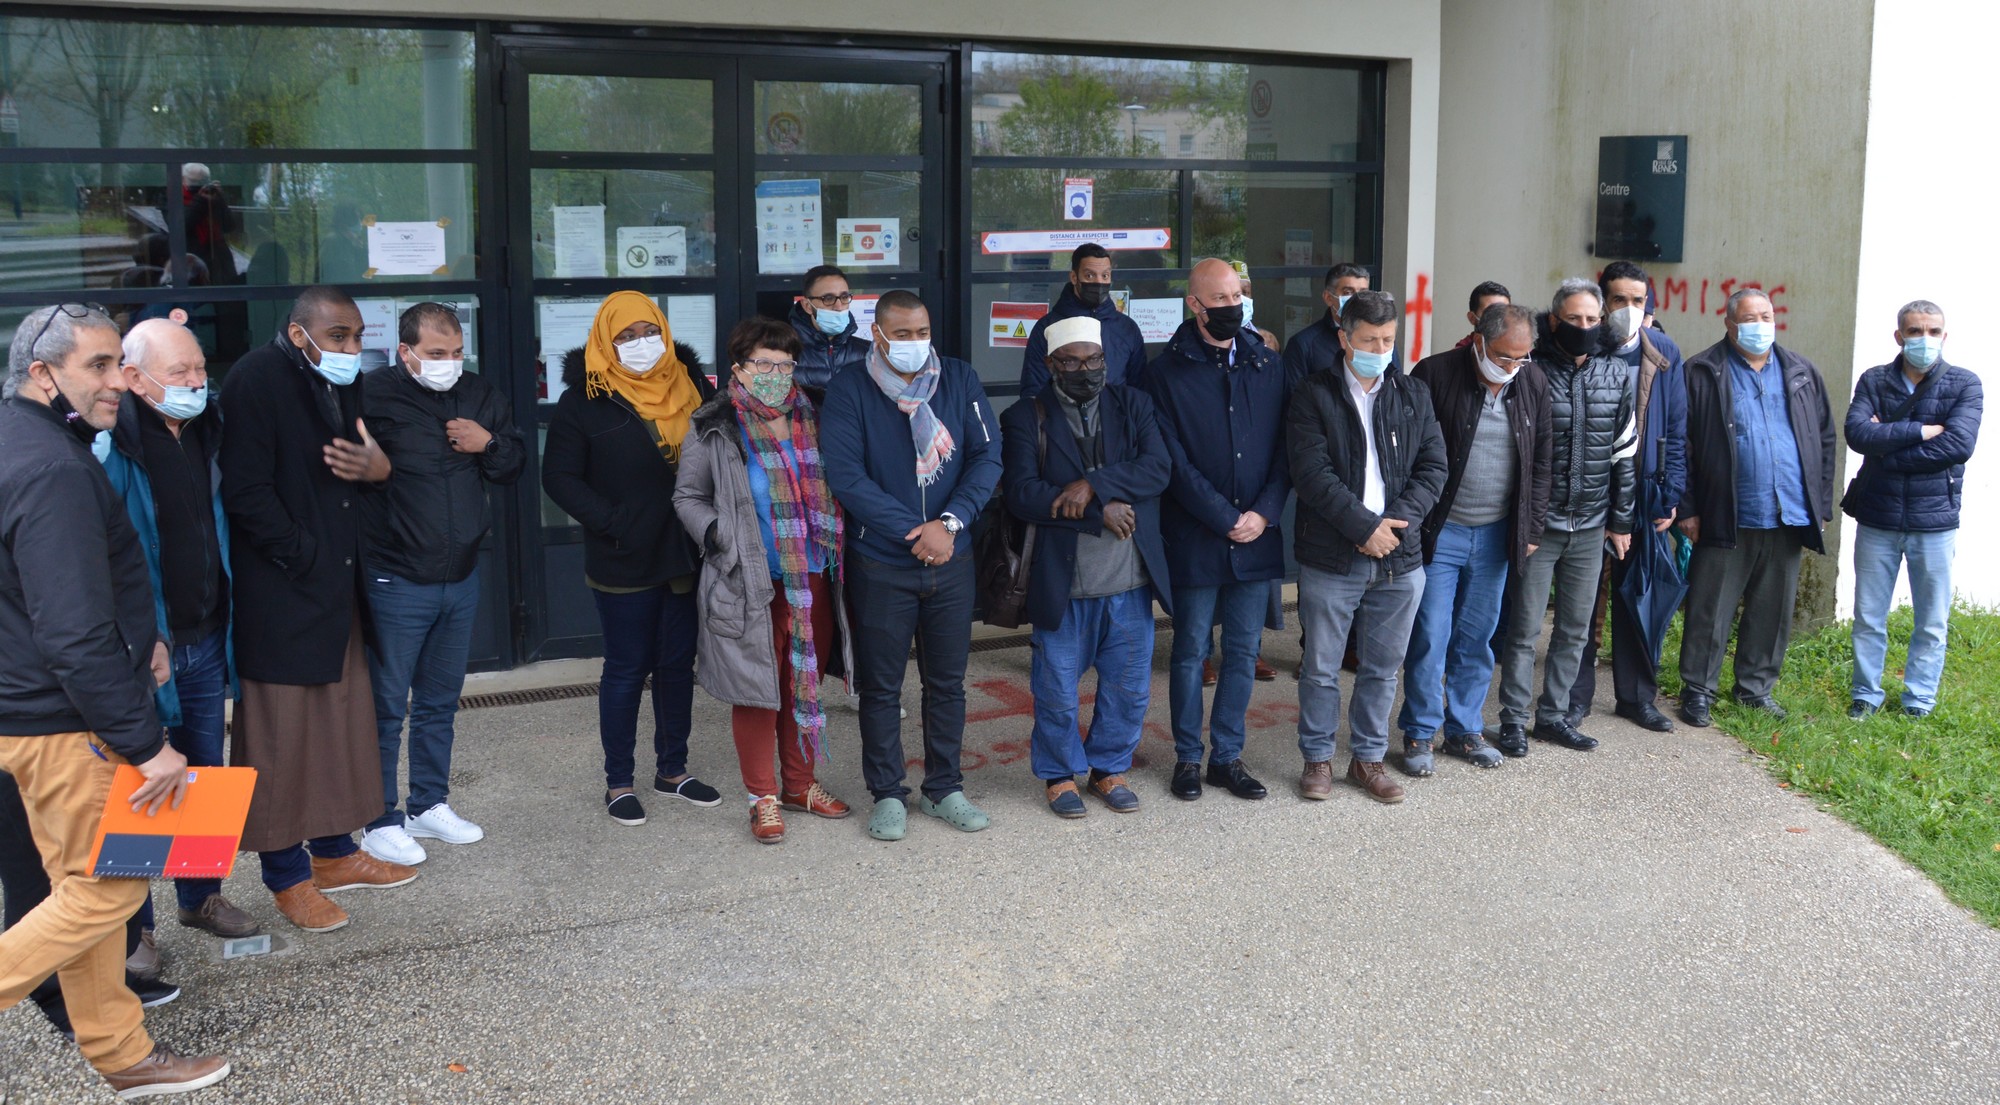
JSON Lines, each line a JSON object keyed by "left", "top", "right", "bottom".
{"left": 1087, "top": 771, "right": 1140, "bottom": 813}
{"left": 867, "top": 798, "right": 907, "bottom": 841}
{"left": 1440, "top": 732, "right": 1503, "bottom": 768}
{"left": 1045, "top": 779, "right": 1087, "bottom": 819}
{"left": 918, "top": 791, "right": 990, "bottom": 832}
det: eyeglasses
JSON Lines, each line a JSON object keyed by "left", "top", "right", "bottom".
{"left": 739, "top": 357, "right": 798, "bottom": 375}
{"left": 1487, "top": 352, "right": 1533, "bottom": 370}
{"left": 23, "top": 303, "right": 106, "bottom": 361}
{"left": 803, "top": 292, "right": 854, "bottom": 308}
{"left": 1050, "top": 353, "right": 1107, "bottom": 373}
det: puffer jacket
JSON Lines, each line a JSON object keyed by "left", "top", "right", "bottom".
{"left": 786, "top": 300, "right": 872, "bottom": 403}
{"left": 1532, "top": 316, "right": 1637, "bottom": 535}
{"left": 1842, "top": 357, "right": 1982, "bottom": 533}
{"left": 1285, "top": 364, "right": 1448, "bottom": 576}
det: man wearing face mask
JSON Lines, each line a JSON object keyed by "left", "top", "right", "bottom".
{"left": 1019, "top": 243, "right": 1147, "bottom": 399}
{"left": 787, "top": 265, "right": 872, "bottom": 405}
{"left": 821, "top": 289, "right": 1002, "bottom": 841}
{"left": 1676, "top": 288, "right": 1836, "bottom": 726}
{"left": 1002, "top": 316, "right": 1173, "bottom": 819}
{"left": 355, "top": 303, "right": 523, "bottom": 866}
{"left": 1283, "top": 261, "right": 1373, "bottom": 390}
{"left": 1140, "top": 258, "right": 1290, "bottom": 802}
{"left": 221, "top": 286, "right": 419, "bottom": 935}
{"left": 1494, "top": 278, "right": 1636, "bottom": 755}
{"left": 1842, "top": 300, "right": 1981, "bottom": 720}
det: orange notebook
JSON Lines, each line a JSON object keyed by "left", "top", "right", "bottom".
{"left": 87, "top": 765, "right": 257, "bottom": 879}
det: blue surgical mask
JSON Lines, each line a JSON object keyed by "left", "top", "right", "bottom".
{"left": 815, "top": 307, "right": 851, "bottom": 335}
{"left": 1350, "top": 347, "right": 1393, "bottom": 379}
{"left": 1903, "top": 335, "right": 1943, "bottom": 371}
{"left": 1241, "top": 295, "right": 1256, "bottom": 330}
{"left": 303, "top": 331, "right": 362, "bottom": 385}
{"left": 1336, "top": 294, "right": 1352, "bottom": 314}
{"left": 1734, "top": 321, "right": 1776, "bottom": 356}
{"left": 883, "top": 338, "right": 932, "bottom": 376}
{"left": 142, "top": 369, "right": 209, "bottom": 421}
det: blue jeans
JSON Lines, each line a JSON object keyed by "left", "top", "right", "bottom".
{"left": 136, "top": 629, "right": 230, "bottom": 927}
{"left": 1168, "top": 580, "right": 1268, "bottom": 765}
{"left": 1850, "top": 524, "right": 1956, "bottom": 710}
{"left": 1399, "top": 520, "right": 1509, "bottom": 741}
{"left": 1029, "top": 587, "right": 1155, "bottom": 780}
{"left": 366, "top": 569, "right": 481, "bottom": 829}
{"left": 593, "top": 584, "right": 698, "bottom": 790}
{"left": 1298, "top": 561, "right": 1424, "bottom": 762}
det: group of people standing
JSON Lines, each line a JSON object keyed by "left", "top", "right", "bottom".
{"left": 0, "top": 240, "right": 1979, "bottom": 1097}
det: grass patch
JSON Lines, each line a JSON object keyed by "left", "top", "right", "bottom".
{"left": 1653, "top": 604, "right": 2000, "bottom": 926}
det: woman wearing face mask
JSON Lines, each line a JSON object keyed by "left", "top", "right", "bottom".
{"left": 673, "top": 318, "right": 853, "bottom": 844}
{"left": 544, "top": 290, "right": 721, "bottom": 825}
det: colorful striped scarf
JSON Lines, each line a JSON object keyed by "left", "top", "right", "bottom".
{"left": 730, "top": 376, "right": 844, "bottom": 760}
{"left": 865, "top": 345, "right": 955, "bottom": 485}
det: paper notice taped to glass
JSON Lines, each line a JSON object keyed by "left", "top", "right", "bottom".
{"left": 754, "top": 179, "right": 823, "bottom": 274}
{"left": 365, "top": 221, "right": 447, "bottom": 276}
{"left": 537, "top": 298, "right": 601, "bottom": 403}
{"left": 617, "top": 226, "right": 688, "bottom": 277}
{"left": 552, "top": 205, "right": 607, "bottom": 278}
{"left": 663, "top": 294, "right": 717, "bottom": 370}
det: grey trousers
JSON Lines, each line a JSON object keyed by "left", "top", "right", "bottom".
{"left": 1498, "top": 526, "right": 1606, "bottom": 727}
{"left": 1679, "top": 526, "right": 1806, "bottom": 701}
{"left": 1297, "top": 561, "right": 1424, "bottom": 762}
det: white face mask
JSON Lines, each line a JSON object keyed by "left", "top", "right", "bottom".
{"left": 412, "top": 357, "right": 464, "bottom": 392}
{"left": 1240, "top": 295, "right": 1256, "bottom": 331}
{"left": 615, "top": 334, "right": 666, "bottom": 374}
{"left": 883, "top": 338, "right": 932, "bottom": 375}
{"left": 1476, "top": 342, "right": 1520, "bottom": 386}
{"left": 1607, "top": 304, "right": 1645, "bottom": 345}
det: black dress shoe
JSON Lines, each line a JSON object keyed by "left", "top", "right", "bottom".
{"left": 1615, "top": 701, "right": 1675, "bottom": 732}
{"left": 1170, "top": 761, "right": 1203, "bottom": 801}
{"left": 1678, "top": 692, "right": 1714, "bottom": 728}
{"left": 1531, "top": 720, "right": 1599, "bottom": 751}
{"left": 1734, "top": 694, "right": 1788, "bottom": 720}
{"left": 1847, "top": 700, "right": 1877, "bottom": 720}
{"left": 1204, "top": 760, "right": 1268, "bottom": 800}
{"left": 1493, "top": 723, "right": 1529, "bottom": 758}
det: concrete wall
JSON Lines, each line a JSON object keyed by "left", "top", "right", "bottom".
{"left": 1436, "top": 0, "right": 1875, "bottom": 626}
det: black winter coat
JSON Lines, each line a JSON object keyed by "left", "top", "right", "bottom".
{"left": 361, "top": 365, "right": 525, "bottom": 585}
{"left": 219, "top": 337, "right": 376, "bottom": 685}
{"left": 1842, "top": 358, "right": 1982, "bottom": 533}
{"left": 786, "top": 300, "right": 872, "bottom": 403}
{"left": 542, "top": 344, "right": 715, "bottom": 589}
{"left": 1533, "top": 319, "right": 1637, "bottom": 535}
{"left": 1409, "top": 345, "right": 1552, "bottom": 572}
{"left": 1285, "top": 366, "right": 1448, "bottom": 576}
{"left": 1681, "top": 340, "right": 1836, "bottom": 552}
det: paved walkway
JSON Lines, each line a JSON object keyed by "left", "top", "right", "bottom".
{"left": 5, "top": 628, "right": 1998, "bottom": 1103}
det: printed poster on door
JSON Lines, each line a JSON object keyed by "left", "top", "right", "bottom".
{"left": 836, "top": 218, "right": 900, "bottom": 267}
{"left": 754, "top": 179, "right": 824, "bottom": 275}
{"left": 1062, "top": 178, "right": 1094, "bottom": 221}
{"left": 989, "top": 301, "right": 1047, "bottom": 348}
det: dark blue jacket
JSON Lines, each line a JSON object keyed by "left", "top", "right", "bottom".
{"left": 1680, "top": 340, "right": 1836, "bottom": 553}
{"left": 787, "top": 299, "right": 873, "bottom": 401}
{"left": 1282, "top": 310, "right": 1343, "bottom": 392}
{"left": 1017, "top": 283, "right": 1149, "bottom": 398}
{"left": 1139, "top": 320, "right": 1291, "bottom": 587}
{"left": 1002, "top": 386, "right": 1172, "bottom": 630}
{"left": 1623, "top": 328, "right": 1689, "bottom": 525}
{"left": 1842, "top": 357, "right": 1982, "bottom": 533}
{"left": 821, "top": 353, "right": 1003, "bottom": 568}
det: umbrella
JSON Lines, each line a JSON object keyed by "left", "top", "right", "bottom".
{"left": 1618, "top": 520, "right": 1689, "bottom": 672}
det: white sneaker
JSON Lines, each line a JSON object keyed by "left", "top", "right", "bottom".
{"left": 359, "top": 824, "right": 427, "bottom": 866}
{"left": 406, "top": 803, "right": 485, "bottom": 845}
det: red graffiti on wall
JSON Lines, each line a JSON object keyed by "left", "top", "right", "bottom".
{"left": 1640, "top": 275, "right": 1789, "bottom": 331}
{"left": 1405, "top": 273, "right": 1433, "bottom": 362}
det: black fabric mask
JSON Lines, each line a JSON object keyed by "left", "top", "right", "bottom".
{"left": 1554, "top": 320, "right": 1602, "bottom": 358}
{"left": 46, "top": 388, "right": 96, "bottom": 443}
{"left": 1054, "top": 366, "right": 1107, "bottom": 404}
{"left": 1074, "top": 281, "right": 1111, "bottom": 309}
{"left": 1200, "top": 304, "right": 1245, "bottom": 342}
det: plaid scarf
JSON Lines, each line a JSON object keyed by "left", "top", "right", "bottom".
{"left": 865, "top": 346, "right": 955, "bottom": 485}
{"left": 730, "top": 377, "right": 844, "bottom": 761}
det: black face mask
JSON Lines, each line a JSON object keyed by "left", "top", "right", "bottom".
{"left": 1054, "top": 366, "right": 1107, "bottom": 403}
{"left": 1074, "top": 281, "right": 1111, "bottom": 309}
{"left": 1554, "top": 320, "right": 1602, "bottom": 358}
{"left": 43, "top": 384, "right": 96, "bottom": 443}
{"left": 1200, "top": 304, "right": 1245, "bottom": 342}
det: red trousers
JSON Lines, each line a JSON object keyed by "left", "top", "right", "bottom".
{"left": 732, "top": 573, "right": 834, "bottom": 798}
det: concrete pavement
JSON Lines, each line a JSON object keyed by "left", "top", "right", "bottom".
{"left": 4, "top": 626, "right": 1998, "bottom": 1104}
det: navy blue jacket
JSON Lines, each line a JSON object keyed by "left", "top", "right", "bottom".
{"left": 1842, "top": 357, "right": 1982, "bottom": 533}
{"left": 1001, "top": 387, "right": 1172, "bottom": 629}
{"left": 1139, "top": 320, "right": 1291, "bottom": 588}
{"left": 1282, "top": 310, "right": 1343, "bottom": 391}
{"left": 821, "top": 353, "right": 1002, "bottom": 568}
{"left": 1623, "top": 328, "right": 1689, "bottom": 524}
{"left": 787, "top": 299, "right": 873, "bottom": 401}
{"left": 1017, "top": 284, "right": 1149, "bottom": 398}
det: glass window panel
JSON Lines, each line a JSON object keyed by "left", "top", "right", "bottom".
{"left": 753, "top": 170, "right": 922, "bottom": 276}
{"left": 971, "top": 167, "right": 1176, "bottom": 272}
{"left": 0, "top": 17, "right": 474, "bottom": 149}
{"left": 1191, "top": 170, "right": 1366, "bottom": 272}
{"left": 529, "top": 74, "right": 712, "bottom": 154}
{"left": 529, "top": 169, "right": 716, "bottom": 279}
{"left": 968, "top": 277, "right": 1188, "bottom": 396}
{"left": 753, "top": 82, "right": 921, "bottom": 156}
{"left": 0, "top": 163, "right": 165, "bottom": 301}
{"left": 536, "top": 425, "right": 575, "bottom": 530}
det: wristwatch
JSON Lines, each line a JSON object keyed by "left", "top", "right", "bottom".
{"left": 940, "top": 513, "right": 964, "bottom": 535}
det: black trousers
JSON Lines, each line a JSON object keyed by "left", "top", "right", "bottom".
{"left": 0, "top": 768, "right": 143, "bottom": 1024}
{"left": 847, "top": 553, "right": 975, "bottom": 804}
{"left": 1569, "top": 550, "right": 1660, "bottom": 718}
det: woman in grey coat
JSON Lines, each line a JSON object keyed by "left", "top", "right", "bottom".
{"left": 674, "top": 317, "right": 855, "bottom": 844}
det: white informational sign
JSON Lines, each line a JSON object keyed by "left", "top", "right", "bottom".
{"left": 615, "top": 226, "right": 688, "bottom": 277}
{"left": 1284, "top": 228, "right": 1313, "bottom": 266}
{"left": 754, "top": 179, "right": 823, "bottom": 274}
{"left": 979, "top": 227, "right": 1170, "bottom": 255}
{"left": 364, "top": 221, "right": 447, "bottom": 277}
{"left": 537, "top": 298, "right": 601, "bottom": 403}
{"left": 989, "top": 301, "right": 1047, "bottom": 348}
{"left": 353, "top": 298, "right": 399, "bottom": 356}
{"left": 552, "top": 205, "right": 607, "bottom": 278}
{"left": 663, "top": 294, "right": 717, "bottom": 371}
{"left": 836, "top": 218, "right": 900, "bottom": 267}
{"left": 1062, "top": 178, "right": 1094, "bottom": 221}
{"left": 1127, "top": 297, "right": 1186, "bottom": 344}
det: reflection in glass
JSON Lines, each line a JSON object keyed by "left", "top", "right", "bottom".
{"left": 1191, "top": 171, "right": 1363, "bottom": 271}
{"left": 0, "top": 163, "right": 163, "bottom": 306}
{"left": 753, "top": 170, "right": 921, "bottom": 276}
{"left": 530, "top": 74, "right": 712, "bottom": 154}
{"left": 529, "top": 169, "right": 716, "bottom": 280}
{"left": 971, "top": 167, "right": 1176, "bottom": 272}
{"left": 754, "top": 83, "right": 921, "bottom": 156}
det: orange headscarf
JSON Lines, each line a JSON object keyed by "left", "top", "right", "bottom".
{"left": 583, "top": 290, "right": 700, "bottom": 462}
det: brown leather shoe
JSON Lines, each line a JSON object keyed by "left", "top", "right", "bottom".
{"left": 273, "top": 883, "right": 348, "bottom": 933}
{"left": 1299, "top": 760, "right": 1335, "bottom": 800}
{"left": 749, "top": 796, "right": 786, "bottom": 844}
{"left": 1254, "top": 657, "right": 1277, "bottom": 681}
{"left": 311, "top": 851, "right": 419, "bottom": 893}
{"left": 780, "top": 781, "right": 850, "bottom": 819}
{"left": 1346, "top": 758, "right": 1406, "bottom": 804}
{"left": 176, "top": 893, "right": 261, "bottom": 939}
{"left": 125, "top": 928, "right": 160, "bottom": 982}
{"left": 1201, "top": 660, "right": 1218, "bottom": 686}
{"left": 103, "top": 1044, "right": 231, "bottom": 1098}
